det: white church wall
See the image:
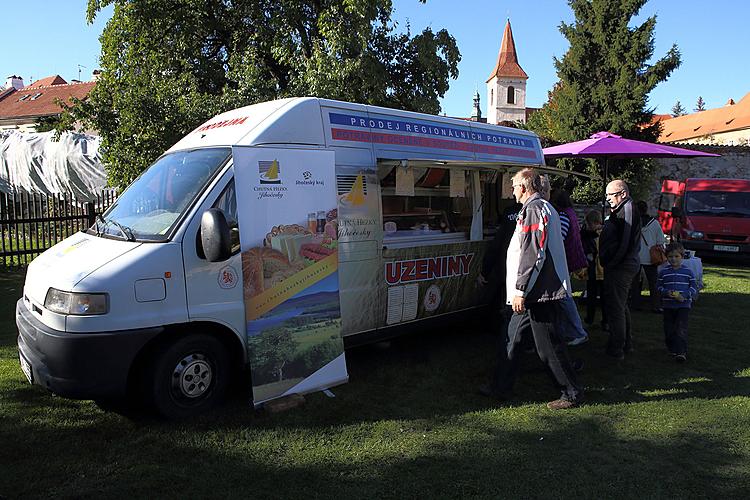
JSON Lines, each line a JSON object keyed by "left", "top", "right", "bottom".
{"left": 486, "top": 77, "right": 527, "bottom": 124}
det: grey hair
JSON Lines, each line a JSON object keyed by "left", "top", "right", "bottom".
{"left": 513, "top": 168, "right": 542, "bottom": 194}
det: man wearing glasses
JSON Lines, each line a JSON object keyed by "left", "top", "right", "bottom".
{"left": 600, "top": 180, "right": 642, "bottom": 360}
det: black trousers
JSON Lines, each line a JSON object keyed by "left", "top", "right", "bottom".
{"left": 491, "top": 301, "right": 582, "bottom": 402}
{"left": 604, "top": 262, "right": 640, "bottom": 356}
{"left": 630, "top": 264, "right": 661, "bottom": 310}
{"left": 585, "top": 263, "right": 606, "bottom": 326}
{"left": 664, "top": 308, "right": 689, "bottom": 355}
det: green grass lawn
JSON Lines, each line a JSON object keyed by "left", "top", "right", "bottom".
{"left": 2, "top": 262, "right": 750, "bottom": 498}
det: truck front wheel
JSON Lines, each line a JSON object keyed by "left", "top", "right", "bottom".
{"left": 147, "top": 333, "right": 230, "bottom": 419}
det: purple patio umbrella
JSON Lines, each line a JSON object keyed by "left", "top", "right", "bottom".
{"left": 543, "top": 131, "right": 720, "bottom": 210}
{"left": 543, "top": 131, "right": 719, "bottom": 179}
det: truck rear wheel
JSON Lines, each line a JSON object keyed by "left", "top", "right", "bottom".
{"left": 147, "top": 333, "right": 230, "bottom": 419}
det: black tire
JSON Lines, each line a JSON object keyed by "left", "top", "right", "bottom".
{"left": 147, "top": 333, "right": 230, "bottom": 419}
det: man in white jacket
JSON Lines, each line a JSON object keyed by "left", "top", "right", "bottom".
{"left": 480, "top": 168, "right": 583, "bottom": 410}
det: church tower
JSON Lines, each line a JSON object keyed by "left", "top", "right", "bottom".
{"left": 470, "top": 91, "right": 484, "bottom": 122}
{"left": 486, "top": 20, "right": 528, "bottom": 125}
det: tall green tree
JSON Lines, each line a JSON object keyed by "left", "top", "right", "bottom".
{"left": 694, "top": 96, "right": 706, "bottom": 112}
{"left": 527, "top": 0, "right": 681, "bottom": 201}
{"left": 66, "top": 0, "right": 460, "bottom": 187}
{"left": 671, "top": 100, "right": 687, "bottom": 117}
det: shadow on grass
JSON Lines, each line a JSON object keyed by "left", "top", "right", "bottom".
{"left": 2, "top": 387, "right": 749, "bottom": 498}
{"left": 3, "top": 266, "right": 750, "bottom": 496}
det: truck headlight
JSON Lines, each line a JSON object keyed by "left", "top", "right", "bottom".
{"left": 685, "top": 230, "right": 704, "bottom": 240}
{"left": 44, "top": 288, "right": 108, "bottom": 315}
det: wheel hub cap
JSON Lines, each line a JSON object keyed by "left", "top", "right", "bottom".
{"left": 173, "top": 354, "right": 212, "bottom": 399}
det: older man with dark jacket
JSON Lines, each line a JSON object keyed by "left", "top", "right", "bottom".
{"left": 480, "top": 168, "right": 583, "bottom": 410}
{"left": 600, "top": 179, "right": 641, "bottom": 360}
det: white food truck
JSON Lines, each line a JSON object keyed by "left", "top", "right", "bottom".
{"left": 17, "top": 97, "right": 557, "bottom": 418}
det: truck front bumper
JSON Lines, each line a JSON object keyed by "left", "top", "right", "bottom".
{"left": 683, "top": 240, "right": 750, "bottom": 257}
{"left": 16, "top": 298, "right": 163, "bottom": 400}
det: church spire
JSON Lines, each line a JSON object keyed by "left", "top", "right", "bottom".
{"left": 486, "top": 20, "right": 528, "bottom": 82}
{"left": 471, "top": 91, "right": 482, "bottom": 121}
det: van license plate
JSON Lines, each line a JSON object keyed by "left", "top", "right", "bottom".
{"left": 713, "top": 245, "right": 739, "bottom": 252}
{"left": 19, "top": 354, "right": 32, "bottom": 384}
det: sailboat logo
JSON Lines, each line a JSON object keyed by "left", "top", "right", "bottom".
{"left": 259, "top": 159, "right": 282, "bottom": 184}
{"left": 340, "top": 173, "right": 366, "bottom": 207}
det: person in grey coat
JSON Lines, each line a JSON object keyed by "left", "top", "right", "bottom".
{"left": 480, "top": 168, "right": 583, "bottom": 410}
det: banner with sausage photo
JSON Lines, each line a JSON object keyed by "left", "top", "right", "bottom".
{"left": 232, "top": 147, "right": 348, "bottom": 405}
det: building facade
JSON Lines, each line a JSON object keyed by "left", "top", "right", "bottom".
{"left": 0, "top": 74, "right": 96, "bottom": 132}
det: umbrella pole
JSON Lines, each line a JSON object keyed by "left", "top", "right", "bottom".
{"left": 601, "top": 157, "right": 609, "bottom": 220}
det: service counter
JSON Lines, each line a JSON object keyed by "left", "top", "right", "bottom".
{"left": 383, "top": 229, "right": 468, "bottom": 249}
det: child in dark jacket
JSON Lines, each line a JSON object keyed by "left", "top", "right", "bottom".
{"left": 581, "top": 210, "right": 607, "bottom": 329}
{"left": 657, "top": 242, "right": 698, "bottom": 363}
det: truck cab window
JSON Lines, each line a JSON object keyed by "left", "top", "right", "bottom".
{"left": 96, "top": 147, "right": 230, "bottom": 241}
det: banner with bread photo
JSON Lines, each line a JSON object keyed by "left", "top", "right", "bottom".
{"left": 233, "top": 147, "right": 348, "bottom": 405}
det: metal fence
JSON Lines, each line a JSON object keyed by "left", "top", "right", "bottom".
{"left": 0, "top": 190, "right": 117, "bottom": 267}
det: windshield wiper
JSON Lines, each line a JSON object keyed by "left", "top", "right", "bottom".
{"left": 109, "top": 219, "right": 136, "bottom": 241}
{"left": 688, "top": 209, "right": 750, "bottom": 217}
{"left": 97, "top": 214, "right": 136, "bottom": 241}
{"left": 94, "top": 213, "right": 105, "bottom": 237}
{"left": 715, "top": 211, "right": 750, "bottom": 218}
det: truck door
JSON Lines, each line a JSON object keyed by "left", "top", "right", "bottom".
{"left": 181, "top": 172, "right": 245, "bottom": 339}
{"left": 658, "top": 179, "right": 685, "bottom": 236}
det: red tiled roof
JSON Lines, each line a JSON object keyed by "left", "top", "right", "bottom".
{"left": 658, "top": 92, "right": 750, "bottom": 143}
{"left": 25, "top": 75, "right": 67, "bottom": 89}
{"left": 0, "top": 81, "right": 96, "bottom": 120}
{"left": 651, "top": 114, "right": 673, "bottom": 124}
{"left": 487, "top": 20, "right": 528, "bottom": 82}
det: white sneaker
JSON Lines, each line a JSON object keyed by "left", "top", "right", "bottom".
{"left": 567, "top": 335, "right": 589, "bottom": 346}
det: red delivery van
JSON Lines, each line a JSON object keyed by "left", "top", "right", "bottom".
{"left": 657, "top": 178, "right": 750, "bottom": 256}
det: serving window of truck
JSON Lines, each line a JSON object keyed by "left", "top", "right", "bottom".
{"left": 379, "top": 162, "right": 485, "bottom": 249}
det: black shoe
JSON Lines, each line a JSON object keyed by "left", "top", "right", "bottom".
{"left": 572, "top": 359, "right": 584, "bottom": 372}
{"left": 675, "top": 354, "right": 687, "bottom": 363}
{"left": 606, "top": 349, "right": 625, "bottom": 361}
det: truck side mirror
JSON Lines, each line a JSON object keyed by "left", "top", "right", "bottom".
{"left": 200, "top": 208, "right": 232, "bottom": 262}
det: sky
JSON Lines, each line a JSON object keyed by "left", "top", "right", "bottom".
{"left": 2, "top": 0, "right": 748, "bottom": 118}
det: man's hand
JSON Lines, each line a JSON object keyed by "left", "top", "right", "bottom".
{"left": 512, "top": 295, "right": 525, "bottom": 313}
{"left": 477, "top": 274, "right": 488, "bottom": 286}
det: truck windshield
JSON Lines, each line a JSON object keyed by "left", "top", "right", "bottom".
{"left": 685, "top": 191, "right": 750, "bottom": 218}
{"left": 93, "top": 147, "right": 231, "bottom": 241}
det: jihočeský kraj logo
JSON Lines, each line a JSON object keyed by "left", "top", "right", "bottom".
{"left": 259, "top": 159, "right": 282, "bottom": 184}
